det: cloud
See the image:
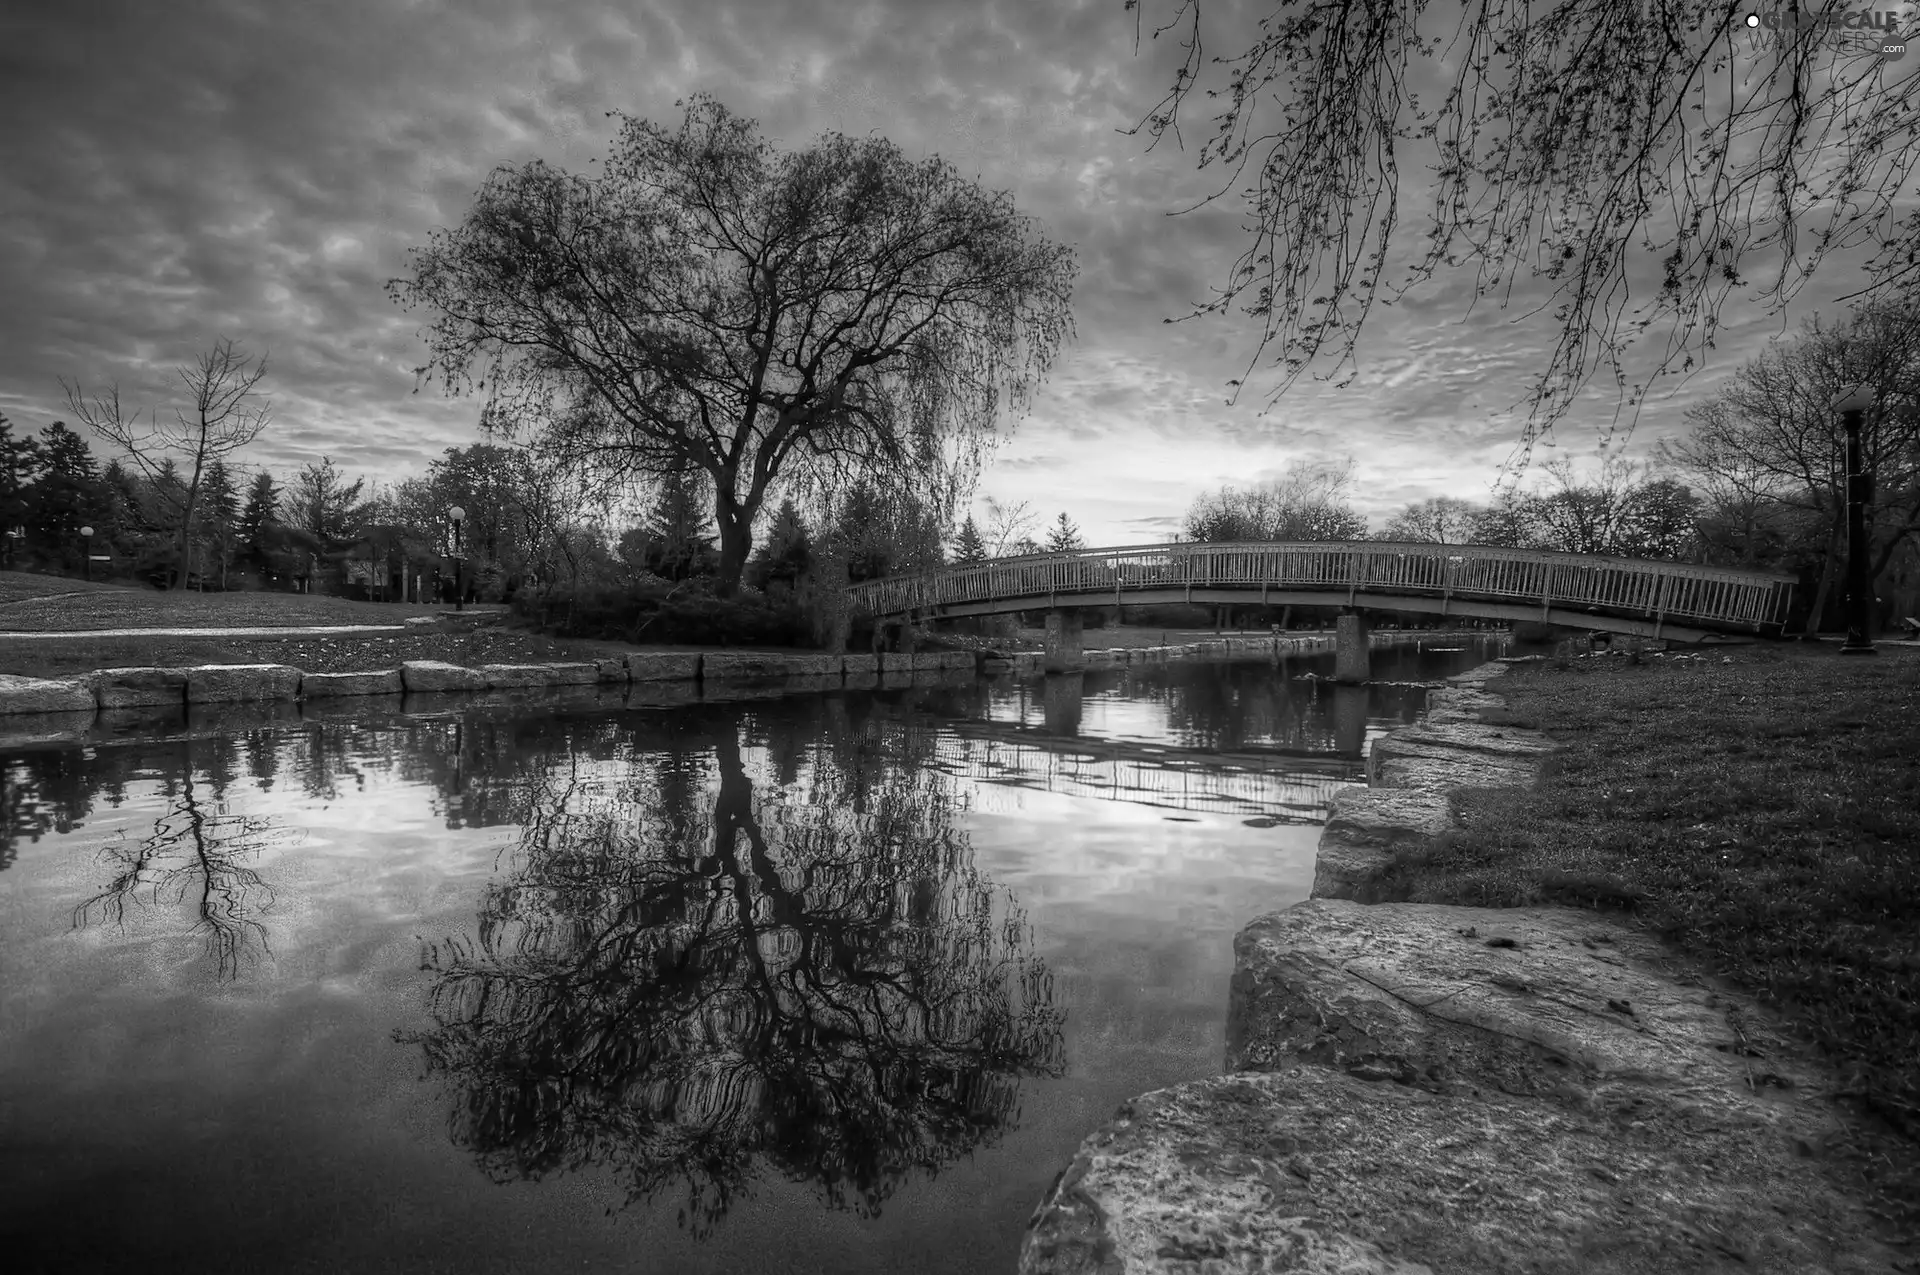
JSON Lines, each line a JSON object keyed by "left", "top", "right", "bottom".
{"left": 0, "top": 0, "right": 1897, "bottom": 545}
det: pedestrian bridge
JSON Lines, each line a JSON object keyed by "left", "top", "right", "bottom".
{"left": 845, "top": 541, "right": 1796, "bottom": 644}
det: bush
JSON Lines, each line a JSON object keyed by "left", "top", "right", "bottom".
{"left": 512, "top": 578, "right": 811, "bottom": 647}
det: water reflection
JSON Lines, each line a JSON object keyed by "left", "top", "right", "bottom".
{"left": 397, "top": 709, "right": 1065, "bottom": 1236}
{"left": 6, "top": 736, "right": 297, "bottom": 978}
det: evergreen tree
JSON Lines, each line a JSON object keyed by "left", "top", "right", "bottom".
{"left": 27, "top": 421, "right": 101, "bottom": 564}
{"left": 642, "top": 468, "right": 715, "bottom": 580}
{"left": 97, "top": 460, "right": 146, "bottom": 561}
{"left": 0, "top": 413, "right": 42, "bottom": 567}
{"left": 745, "top": 497, "right": 811, "bottom": 591}
{"left": 238, "top": 469, "right": 281, "bottom": 564}
{"left": 289, "top": 456, "right": 369, "bottom": 543}
{"left": 1043, "top": 511, "right": 1084, "bottom": 553}
{"left": 952, "top": 514, "right": 988, "bottom": 564}
{"left": 197, "top": 458, "right": 242, "bottom": 586}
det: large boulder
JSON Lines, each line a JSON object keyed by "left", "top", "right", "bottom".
{"left": 626, "top": 652, "right": 701, "bottom": 682}
{"left": 300, "top": 669, "right": 403, "bottom": 698}
{"left": 184, "top": 664, "right": 303, "bottom": 703}
{"left": 400, "top": 660, "right": 487, "bottom": 693}
{"left": 86, "top": 667, "right": 191, "bottom": 708}
{"left": 1312, "top": 789, "right": 1457, "bottom": 899}
{"left": 0, "top": 674, "right": 96, "bottom": 715}
{"left": 1021, "top": 1061, "right": 1891, "bottom": 1274}
{"left": 595, "top": 658, "right": 630, "bottom": 684}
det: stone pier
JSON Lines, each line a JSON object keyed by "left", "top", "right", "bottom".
{"left": 1043, "top": 607, "right": 1084, "bottom": 673}
{"left": 1329, "top": 682, "right": 1368, "bottom": 758}
{"left": 1333, "top": 610, "right": 1371, "bottom": 683}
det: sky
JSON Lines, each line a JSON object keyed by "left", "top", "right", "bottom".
{"left": 1, "top": 0, "right": 1914, "bottom": 546}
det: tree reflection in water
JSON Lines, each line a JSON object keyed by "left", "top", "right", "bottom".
{"left": 399, "top": 712, "right": 1066, "bottom": 1236}
{"left": 67, "top": 738, "right": 294, "bottom": 979}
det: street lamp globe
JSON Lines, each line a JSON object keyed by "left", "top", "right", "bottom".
{"left": 449, "top": 506, "right": 465, "bottom": 523}
{"left": 79, "top": 526, "right": 93, "bottom": 538}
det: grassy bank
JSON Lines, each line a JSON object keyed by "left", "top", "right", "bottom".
{"left": 0, "top": 628, "right": 655, "bottom": 678}
{"left": 1356, "top": 644, "right": 1920, "bottom": 1230}
{"left": 0, "top": 570, "right": 461, "bottom": 629}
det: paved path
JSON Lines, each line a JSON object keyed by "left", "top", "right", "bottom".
{"left": 0, "top": 624, "right": 432, "bottom": 639}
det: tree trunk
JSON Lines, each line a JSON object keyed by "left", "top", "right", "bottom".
{"left": 713, "top": 486, "right": 757, "bottom": 598}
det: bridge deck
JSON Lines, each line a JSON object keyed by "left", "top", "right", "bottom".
{"left": 845, "top": 541, "right": 1796, "bottom": 638}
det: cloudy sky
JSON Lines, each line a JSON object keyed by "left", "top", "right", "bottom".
{"left": 1, "top": 0, "right": 1910, "bottom": 545}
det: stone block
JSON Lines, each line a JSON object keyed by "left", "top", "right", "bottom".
{"left": 596, "top": 658, "right": 630, "bottom": 684}
{"left": 0, "top": 674, "right": 97, "bottom": 715}
{"left": 86, "top": 667, "right": 191, "bottom": 709}
{"left": 841, "top": 653, "right": 879, "bottom": 674}
{"left": 184, "top": 664, "right": 303, "bottom": 703}
{"left": 939, "top": 650, "right": 976, "bottom": 670}
{"left": 299, "top": 669, "right": 403, "bottom": 698}
{"left": 979, "top": 658, "right": 1013, "bottom": 674}
{"left": 701, "top": 651, "right": 817, "bottom": 681}
{"left": 479, "top": 662, "right": 598, "bottom": 688}
{"left": 626, "top": 651, "right": 701, "bottom": 682}
{"left": 910, "top": 651, "right": 945, "bottom": 671}
{"left": 1083, "top": 650, "right": 1118, "bottom": 667}
{"left": 400, "top": 660, "right": 487, "bottom": 693}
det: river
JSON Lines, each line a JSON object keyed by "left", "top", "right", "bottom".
{"left": 0, "top": 637, "right": 1505, "bottom": 1274}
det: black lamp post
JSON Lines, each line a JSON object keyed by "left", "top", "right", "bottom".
{"left": 448, "top": 506, "right": 465, "bottom": 612}
{"left": 1832, "top": 386, "right": 1877, "bottom": 656}
{"left": 79, "top": 525, "right": 94, "bottom": 583}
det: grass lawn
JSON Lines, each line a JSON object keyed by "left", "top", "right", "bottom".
{"left": 1355, "top": 642, "right": 1920, "bottom": 1233}
{"left": 0, "top": 569, "right": 466, "bottom": 630}
{"left": 0, "top": 628, "right": 655, "bottom": 678}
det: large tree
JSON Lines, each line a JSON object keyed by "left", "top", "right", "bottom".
{"left": 63, "top": 338, "right": 273, "bottom": 588}
{"left": 1125, "top": 1, "right": 1920, "bottom": 450}
{"left": 389, "top": 94, "right": 1077, "bottom": 595}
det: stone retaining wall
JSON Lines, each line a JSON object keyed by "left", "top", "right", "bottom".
{"left": 1019, "top": 658, "right": 1899, "bottom": 1274}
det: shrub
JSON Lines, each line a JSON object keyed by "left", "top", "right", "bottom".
{"left": 512, "top": 578, "right": 810, "bottom": 647}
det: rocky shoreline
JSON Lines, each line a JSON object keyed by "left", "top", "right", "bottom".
{"left": 1019, "top": 659, "right": 1902, "bottom": 1274}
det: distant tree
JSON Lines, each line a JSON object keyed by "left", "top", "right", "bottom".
{"left": 835, "top": 479, "right": 945, "bottom": 581}
{"left": 1380, "top": 496, "right": 1480, "bottom": 545}
{"left": 95, "top": 460, "right": 147, "bottom": 567}
{"left": 237, "top": 470, "right": 281, "bottom": 570}
{"left": 390, "top": 93, "right": 1076, "bottom": 595}
{"left": 196, "top": 458, "right": 242, "bottom": 588}
{"left": 64, "top": 337, "right": 273, "bottom": 588}
{"left": 26, "top": 422, "right": 102, "bottom": 567}
{"left": 982, "top": 497, "right": 1040, "bottom": 558}
{"left": 1617, "top": 477, "right": 1702, "bottom": 561}
{"left": 1043, "top": 512, "right": 1085, "bottom": 553}
{"left": 639, "top": 467, "right": 716, "bottom": 582}
{"left": 287, "top": 457, "right": 369, "bottom": 544}
{"left": 952, "top": 514, "right": 987, "bottom": 564}
{"left": 745, "top": 497, "right": 813, "bottom": 592}
{"left": 1467, "top": 487, "right": 1545, "bottom": 549}
{"left": 0, "top": 413, "right": 41, "bottom": 567}
{"left": 1184, "top": 459, "right": 1367, "bottom": 542}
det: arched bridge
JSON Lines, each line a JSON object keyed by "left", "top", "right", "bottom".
{"left": 845, "top": 541, "right": 1797, "bottom": 644}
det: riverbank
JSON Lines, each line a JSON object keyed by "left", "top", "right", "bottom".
{"left": 1020, "top": 651, "right": 1919, "bottom": 1272}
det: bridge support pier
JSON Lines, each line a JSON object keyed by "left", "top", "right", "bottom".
{"left": 1042, "top": 673, "right": 1084, "bottom": 736}
{"left": 1334, "top": 610, "right": 1371, "bottom": 684}
{"left": 1044, "top": 607, "right": 1084, "bottom": 673}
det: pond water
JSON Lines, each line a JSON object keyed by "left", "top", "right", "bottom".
{"left": 0, "top": 639, "right": 1505, "bottom": 1274}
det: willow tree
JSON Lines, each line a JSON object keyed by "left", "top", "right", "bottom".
{"left": 389, "top": 94, "right": 1077, "bottom": 596}
{"left": 1125, "top": 1, "right": 1920, "bottom": 455}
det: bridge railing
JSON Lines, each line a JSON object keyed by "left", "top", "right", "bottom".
{"left": 844, "top": 541, "right": 1798, "bottom": 632}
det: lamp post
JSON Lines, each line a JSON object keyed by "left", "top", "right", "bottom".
{"left": 79, "top": 525, "right": 94, "bottom": 583}
{"left": 448, "top": 506, "right": 465, "bottom": 612}
{"left": 1831, "top": 386, "right": 1877, "bottom": 656}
